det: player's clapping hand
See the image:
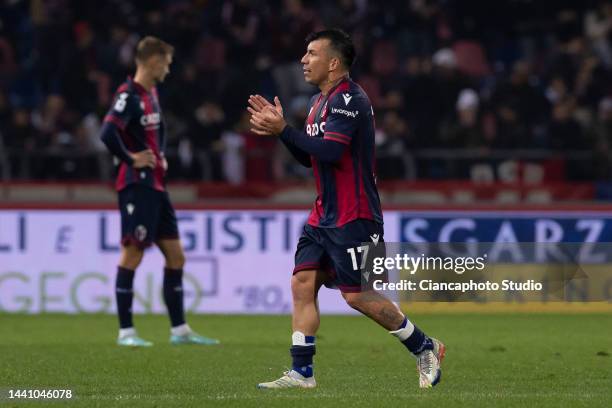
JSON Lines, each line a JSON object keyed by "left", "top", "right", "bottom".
{"left": 247, "top": 95, "right": 286, "bottom": 136}
{"left": 130, "top": 149, "right": 157, "bottom": 169}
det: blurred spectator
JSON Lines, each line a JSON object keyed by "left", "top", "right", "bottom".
{"left": 222, "top": 0, "right": 261, "bottom": 65}
{"left": 376, "top": 110, "right": 411, "bottom": 180}
{"left": 270, "top": 0, "right": 321, "bottom": 104}
{"left": 548, "top": 96, "right": 593, "bottom": 179}
{"left": 190, "top": 100, "right": 226, "bottom": 180}
{"left": 589, "top": 97, "right": 612, "bottom": 179}
{"left": 0, "top": 0, "right": 610, "bottom": 183}
{"left": 440, "top": 88, "right": 486, "bottom": 148}
{"left": 584, "top": 1, "right": 612, "bottom": 68}
{"left": 491, "top": 61, "right": 548, "bottom": 137}
{"left": 220, "top": 112, "right": 249, "bottom": 185}
{"left": 4, "top": 109, "right": 36, "bottom": 178}
{"left": 548, "top": 97, "right": 587, "bottom": 150}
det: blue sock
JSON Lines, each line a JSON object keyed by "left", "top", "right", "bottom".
{"left": 393, "top": 317, "right": 433, "bottom": 355}
{"left": 116, "top": 267, "right": 135, "bottom": 329}
{"left": 163, "top": 268, "right": 186, "bottom": 327}
{"left": 290, "top": 333, "right": 315, "bottom": 378}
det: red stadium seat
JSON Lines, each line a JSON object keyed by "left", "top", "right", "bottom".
{"left": 371, "top": 41, "right": 398, "bottom": 76}
{"left": 452, "top": 40, "right": 491, "bottom": 78}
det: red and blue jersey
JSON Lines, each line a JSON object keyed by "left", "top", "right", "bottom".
{"left": 103, "top": 77, "right": 166, "bottom": 192}
{"left": 305, "top": 78, "right": 383, "bottom": 228}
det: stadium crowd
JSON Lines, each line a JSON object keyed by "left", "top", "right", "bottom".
{"left": 1, "top": 0, "right": 612, "bottom": 183}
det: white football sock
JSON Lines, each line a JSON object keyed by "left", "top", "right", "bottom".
{"left": 118, "top": 327, "right": 136, "bottom": 338}
{"left": 389, "top": 316, "right": 415, "bottom": 341}
{"left": 171, "top": 323, "right": 192, "bottom": 336}
{"left": 292, "top": 331, "right": 315, "bottom": 346}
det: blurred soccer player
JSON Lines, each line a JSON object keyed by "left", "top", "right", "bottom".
{"left": 99, "top": 36, "right": 218, "bottom": 347}
{"left": 248, "top": 29, "right": 445, "bottom": 389}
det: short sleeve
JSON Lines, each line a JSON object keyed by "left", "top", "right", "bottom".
{"left": 103, "top": 90, "right": 136, "bottom": 130}
{"left": 323, "top": 92, "right": 362, "bottom": 145}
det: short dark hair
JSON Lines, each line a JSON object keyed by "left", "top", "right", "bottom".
{"left": 135, "top": 36, "right": 174, "bottom": 62}
{"left": 305, "top": 29, "right": 356, "bottom": 69}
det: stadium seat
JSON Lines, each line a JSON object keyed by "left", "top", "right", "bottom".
{"left": 371, "top": 41, "right": 398, "bottom": 77}
{"left": 525, "top": 189, "right": 552, "bottom": 203}
{"left": 392, "top": 190, "right": 447, "bottom": 204}
{"left": 356, "top": 75, "right": 382, "bottom": 107}
{"left": 8, "top": 185, "right": 68, "bottom": 202}
{"left": 494, "top": 190, "right": 521, "bottom": 203}
{"left": 271, "top": 187, "right": 317, "bottom": 204}
{"left": 166, "top": 185, "right": 198, "bottom": 203}
{"left": 71, "top": 185, "right": 115, "bottom": 202}
{"left": 523, "top": 163, "right": 544, "bottom": 185}
{"left": 195, "top": 38, "right": 226, "bottom": 71}
{"left": 470, "top": 164, "right": 495, "bottom": 183}
{"left": 452, "top": 40, "right": 491, "bottom": 78}
{"left": 451, "top": 190, "right": 476, "bottom": 203}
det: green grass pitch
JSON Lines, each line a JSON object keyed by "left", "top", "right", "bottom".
{"left": 1, "top": 313, "right": 611, "bottom": 407}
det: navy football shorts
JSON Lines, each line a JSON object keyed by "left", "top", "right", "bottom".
{"left": 293, "top": 219, "right": 384, "bottom": 293}
{"left": 118, "top": 184, "right": 179, "bottom": 249}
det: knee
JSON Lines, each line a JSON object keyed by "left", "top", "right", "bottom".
{"left": 120, "top": 246, "right": 144, "bottom": 270}
{"left": 341, "top": 292, "right": 363, "bottom": 311}
{"left": 166, "top": 251, "right": 186, "bottom": 269}
{"left": 291, "top": 272, "right": 314, "bottom": 302}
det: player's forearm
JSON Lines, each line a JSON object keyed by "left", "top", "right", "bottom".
{"left": 279, "top": 126, "right": 344, "bottom": 163}
{"left": 280, "top": 137, "right": 312, "bottom": 167}
{"left": 99, "top": 122, "right": 134, "bottom": 165}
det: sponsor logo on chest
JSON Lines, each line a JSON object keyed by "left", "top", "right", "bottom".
{"left": 140, "top": 112, "right": 161, "bottom": 127}
{"left": 139, "top": 95, "right": 161, "bottom": 129}
{"left": 307, "top": 101, "right": 327, "bottom": 137}
{"left": 331, "top": 107, "right": 359, "bottom": 118}
{"left": 306, "top": 121, "right": 325, "bottom": 137}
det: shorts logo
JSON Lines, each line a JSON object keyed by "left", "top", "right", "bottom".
{"left": 126, "top": 203, "right": 135, "bottom": 215}
{"left": 135, "top": 225, "right": 147, "bottom": 242}
{"left": 370, "top": 234, "right": 380, "bottom": 245}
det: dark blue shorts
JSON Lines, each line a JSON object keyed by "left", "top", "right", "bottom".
{"left": 294, "top": 219, "right": 384, "bottom": 293}
{"left": 118, "top": 184, "right": 179, "bottom": 249}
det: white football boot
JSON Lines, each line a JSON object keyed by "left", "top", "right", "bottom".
{"left": 416, "top": 338, "right": 446, "bottom": 388}
{"left": 257, "top": 370, "right": 316, "bottom": 389}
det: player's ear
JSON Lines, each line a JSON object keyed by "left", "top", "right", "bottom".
{"left": 329, "top": 57, "right": 340, "bottom": 72}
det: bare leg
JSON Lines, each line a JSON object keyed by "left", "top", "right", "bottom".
{"left": 156, "top": 239, "right": 186, "bottom": 269}
{"left": 291, "top": 269, "right": 328, "bottom": 335}
{"left": 342, "top": 290, "right": 405, "bottom": 330}
{"left": 119, "top": 244, "right": 144, "bottom": 270}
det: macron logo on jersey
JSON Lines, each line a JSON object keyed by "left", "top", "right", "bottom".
{"left": 342, "top": 93, "right": 352, "bottom": 106}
